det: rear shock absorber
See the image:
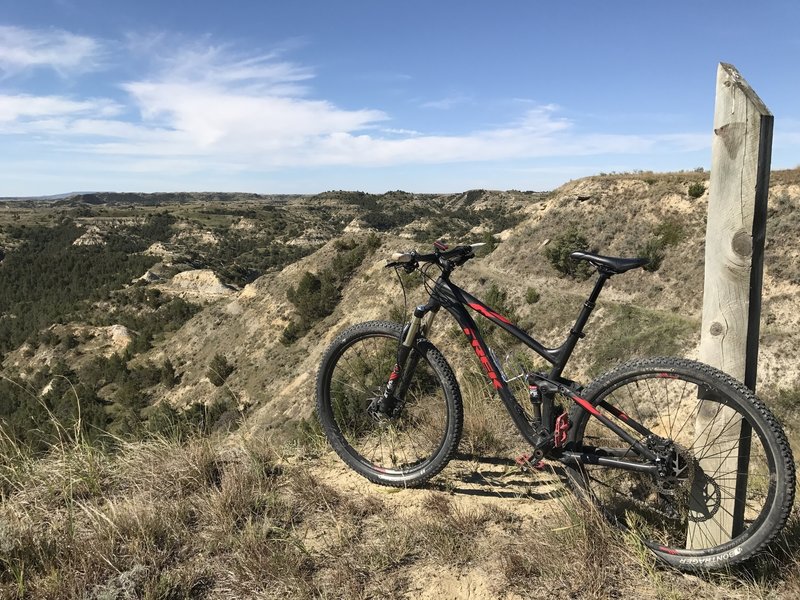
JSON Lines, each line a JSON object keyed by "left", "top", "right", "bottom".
{"left": 527, "top": 377, "right": 542, "bottom": 425}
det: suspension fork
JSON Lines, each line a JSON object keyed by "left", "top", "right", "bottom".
{"left": 381, "top": 303, "right": 439, "bottom": 410}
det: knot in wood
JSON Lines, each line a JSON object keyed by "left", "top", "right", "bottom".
{"left": 732, "top": 229, "right": 752, "bottom": 257}
{"left": 709, "top": 322, "right": 725, "bottom": 336}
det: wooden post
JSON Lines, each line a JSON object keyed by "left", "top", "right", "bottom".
{"left": 688, "top": 63, "right": 772, "bottom": 548}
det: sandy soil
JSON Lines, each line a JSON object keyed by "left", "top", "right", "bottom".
{"left": 308, "top": 451, "right": 571, "bottom": 600}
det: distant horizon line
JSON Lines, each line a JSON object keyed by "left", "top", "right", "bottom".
{"left": 5, "top": 166, "right": 799, "bottom": 201}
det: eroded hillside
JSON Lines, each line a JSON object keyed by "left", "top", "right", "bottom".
{"left": 0, "top": 187, "right": 534, "bottom": 445}
{"left": 4, "top": 172, "right": 800, "bottom": 599}
{"left": 2, "top": 172, "right": 800, "bottom": 447}
{"left": 95, "top": 169, "right": 800, "bottom": 443}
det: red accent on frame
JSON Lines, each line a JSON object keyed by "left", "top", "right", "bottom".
{"left": 603, "top": 402, "right": 631, "bottom": 423}
{"left": 573, "top": 395, "right": 601, "bottom": 416}
{"left": 462, "top": 327, "right": 504, "bottom": 390}
{"left": 388, "top": 364, "right": 400, "bottom": 381}
{"left": 467, "top": 302, "right": 512, "bottom": 325}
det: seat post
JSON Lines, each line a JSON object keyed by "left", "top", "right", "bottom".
{"left": 551, "top": 271, "right": 611, "bottom": 377}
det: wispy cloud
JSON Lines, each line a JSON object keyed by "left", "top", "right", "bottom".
{"left": 0, "top": 27, "right": 714, "bottom": 193}
{"left": 117, "top": 40, "right": 387, "bottom": 150}
{"left": 420, "top": 94, "right": 472, "bottom": 110}
{"left": 381, "top": 127, "right": 423, "bottom": 136}
{"left": 0, "top": 25, "right": 103, "bottom": 75}
{"left": 0, "top": 94, "right": 121, "bottom": 123}
{"left": 145, "top": 42, "right": 316, "bottom": 94}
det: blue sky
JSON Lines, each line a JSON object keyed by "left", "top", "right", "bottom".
{"left": 1, "top": 0, "right": 799, "bottom": 195}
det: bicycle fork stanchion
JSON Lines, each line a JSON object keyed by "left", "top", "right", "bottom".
{"left": 380, "top": 303, "right": 439, "bottom": 414}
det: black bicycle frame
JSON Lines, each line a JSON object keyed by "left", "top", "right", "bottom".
{"left": 397, "top": 268, "right": 661, "bottom": 472}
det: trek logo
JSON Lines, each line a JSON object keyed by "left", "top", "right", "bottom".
{"left": 463, "top": 328, "right": 503, "bottom": 390}
{"left": 467, "top": 302, "right": 512, "bottom": 325}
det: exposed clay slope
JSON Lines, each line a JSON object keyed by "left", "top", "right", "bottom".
{"left": 143, "top": 170, "right": 800, "bottom": 438}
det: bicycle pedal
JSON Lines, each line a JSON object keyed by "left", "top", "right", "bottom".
{"left": 515, "top": 453, "right": 545, "bottom": 470}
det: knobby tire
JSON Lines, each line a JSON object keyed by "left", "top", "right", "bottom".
{"left": 565, "top": 357, "right": 795, "bottom": 570}
{"left": 316, "top": 320, "right": 463, "bottom": 487}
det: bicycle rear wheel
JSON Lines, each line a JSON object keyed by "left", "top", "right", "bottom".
{"left": 316, "top": 320, "right": 463, "bottom": 487}
{"left": 565, "top": 357, "right": 794, "bottom": 570}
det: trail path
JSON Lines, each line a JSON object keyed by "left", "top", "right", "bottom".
{"left": 309, "top": 451, "right": 572, "bottom": 600}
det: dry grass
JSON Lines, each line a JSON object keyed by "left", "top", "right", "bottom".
{"left": 460, "top": 371, "right": 523, "bottom": 456}
{"left": 1, "top": 419, "right": 800, "bottom": 599}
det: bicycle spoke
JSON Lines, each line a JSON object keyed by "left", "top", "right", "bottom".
{"left": 326, "top": 330, "right": 450, "bottom": 476}
{"left": 570, "top": 363, "right": 786, "bottom": 561}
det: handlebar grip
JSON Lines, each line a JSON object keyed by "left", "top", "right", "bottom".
{"left": 390, "top": 252, "right": 414, "bottom": 263}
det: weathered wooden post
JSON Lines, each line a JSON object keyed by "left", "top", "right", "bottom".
{"left": 688, "top": 63, "right": 772, "bottom": 547}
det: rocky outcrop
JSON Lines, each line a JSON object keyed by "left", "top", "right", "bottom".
{"left": 174, "top": 230, "right": 220, "bottom": 246}
{"left": 144, "top": 242, "right": 177, "bottom": 259}
{"left": 159, "top": 269, "right": 235, "bottom": 302}
{"left": 73, "top": 226, "right": 105, "bottom": 246}
{"left": 138, "top": 270, "right": 162, "bottom": 283}
{"left": 107, "top": 324, "right": 135, "bottom": 351}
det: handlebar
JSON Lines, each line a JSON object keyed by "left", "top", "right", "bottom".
{"left": 386, "top": 242, "right": 486, "bottom": 272}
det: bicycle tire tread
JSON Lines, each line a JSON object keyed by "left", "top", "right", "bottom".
{"left": 315, "top": 320, "right": 463, "bottom": 488}
{"left": 567, "top": 356, "right": 795, "bottom": 569}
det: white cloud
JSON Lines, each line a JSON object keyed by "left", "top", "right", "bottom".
{"left": 381, "top": 128, "right": 423, "bottom": 136}
{"left": 99, "top": 41, "right": 386, "bottom": 149}
{"left": 0, "top": 32, "right": 716, "bottom": 192}
{"left": 0, "top": 25, "right": 102, "bottom": 75}
{"left": 123, "top": 80, "right": 387, "bottom": 148}
{"left": 0, "top": 94, "right": 121, "bottom": 125}
{"left": 152, "top": 43, "right": 314, "bottom": 93}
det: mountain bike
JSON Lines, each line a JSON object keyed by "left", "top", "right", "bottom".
{"left": 315, "top": 241, "right": 795, "bottom": 569}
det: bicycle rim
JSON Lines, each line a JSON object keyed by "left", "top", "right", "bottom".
{"left": 324, "top": 331, "right": 451, "bottom": 476}
{"left": 570, "top": 367, "right": 782, "bottom": 560}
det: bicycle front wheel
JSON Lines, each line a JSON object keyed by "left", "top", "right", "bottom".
{"left": 316, "top": 320, "right": 463, "bottom": 487}
{"left": 565, "top": 357, "right": 795, "bottom": 570}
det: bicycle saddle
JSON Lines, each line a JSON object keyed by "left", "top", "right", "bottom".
{"left": 569, "top": 251, "right": 649, "bottom": 274}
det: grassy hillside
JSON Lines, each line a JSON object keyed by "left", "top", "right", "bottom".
{"left": 2, "top": 429, "right": 799, "bottom": 599}
{"left": 145, "top": 168, "right": 800, "bottom": 441}
{"left": 2, "top": 170, "right": 800, "bottom": 598}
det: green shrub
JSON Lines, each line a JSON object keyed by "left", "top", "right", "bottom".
{"left": 287, "top": 272, "right": 338, "bottom": 324}
{"left": 636, "top": 218, "right": 687, "bottom": 272}
{"left": 687, "top": 182, "right": 706, "bottom": 198}
{"left": 481, "top": 231, "right": 498, "bottom": 253}
{"left": 637, "top": 238, "right": 666, "bottom": 273}
{"left": 653, "top": 219, "right": 686, "bottom": 246}
{"left": 544, "top": 229, "right": 594, "bottom": 280}
{"left": 207, "top": 353, "right": 234, "bottom": 387}
{"left": 525, "top": 288, "right": 541, "bottom": 305}
{"left": 160, "top": 358, "right": 178, "bottom": 388}
{"left": 282, "top": 236, "right": 380, "bottom": 344}
{"left": 280, "top": 321, "right": 305, "bottom": 346}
